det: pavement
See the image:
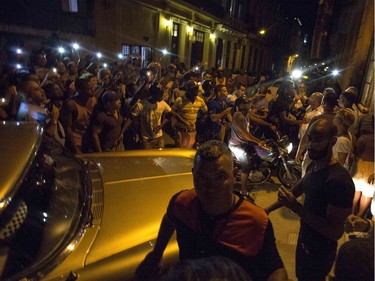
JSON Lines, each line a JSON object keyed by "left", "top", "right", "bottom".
{"left": 246, "top": 180, "right": 300, "bottom": 281}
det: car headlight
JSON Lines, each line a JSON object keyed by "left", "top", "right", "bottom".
{"left": 287, "top": 143, "right": 293, "bottom": 154}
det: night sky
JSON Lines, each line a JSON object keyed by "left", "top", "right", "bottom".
{"left": 279, "top": 0, "right": 319, "bottom": 37}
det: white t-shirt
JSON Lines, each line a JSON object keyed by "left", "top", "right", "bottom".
{"left": 132, "top": 99, "right": 171, "bottom": 139}
{"left": 332, "top": 134, "right": 352, "bottom": 170}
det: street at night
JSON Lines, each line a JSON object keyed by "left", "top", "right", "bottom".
{"left": 0, "top": 0, "right": 373, "bottom": 280}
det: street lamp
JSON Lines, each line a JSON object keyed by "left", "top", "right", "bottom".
{"left": 259, "top": 29, "right": 266, "bottom": 35}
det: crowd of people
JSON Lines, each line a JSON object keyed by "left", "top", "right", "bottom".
{"left": 0, "top": 45, "right": 373, "bottom": 281}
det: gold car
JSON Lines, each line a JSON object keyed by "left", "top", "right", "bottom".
{"left": 0, "top": 122, "right": 195, "bottom": 280}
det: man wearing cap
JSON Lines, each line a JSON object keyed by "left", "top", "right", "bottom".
{"left": 172, "top": 80, "right": 208, "bottom": 148}
{"left": 82, "top": 90, "right": 124, "bottom": 152}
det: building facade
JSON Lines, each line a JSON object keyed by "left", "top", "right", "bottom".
{"left": 0, "top": 0, "right": 292, "bottom": 77}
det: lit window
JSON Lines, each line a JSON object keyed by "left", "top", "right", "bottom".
{"left": 194, "top": 30, "right": 204, "bottom": 43}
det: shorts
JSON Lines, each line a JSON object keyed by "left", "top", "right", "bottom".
{"left": 228, "top": 143, "right": 257, "bottom": 173}
{"left": 352, "top": 159, "right": 375, "bottom": 198}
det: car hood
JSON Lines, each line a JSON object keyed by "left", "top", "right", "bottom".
{"left": 80, "top": 150, "right": 195, "bottom": 265}
{"left": 46, "top": 150, "right": 195, "bottom": 280}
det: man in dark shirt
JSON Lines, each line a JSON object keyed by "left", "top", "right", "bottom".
{"left": 267, "top": 79, "right": 306, "bottom": 136}
{"left": 206, "top": 85, "right": 232, "bottom": 141}
{"left": 265, "top": 119, "right": 355, "bottom": 281}
{"left": 136, "top": 140, "right": 288, "bottom": 281}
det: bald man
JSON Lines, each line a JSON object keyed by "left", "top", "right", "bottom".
{"left": 298, "top": 92, "right": 323, "bottom": 139}
{"left": 265, "top": 119, "right": 355, "bottom": 281}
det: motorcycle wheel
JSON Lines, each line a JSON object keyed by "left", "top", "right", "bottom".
{"left": 247, "top": 168, "right": 271, "bottom": 185}
{"left": 278, "top": 164, "right": 301, "bottom": 188}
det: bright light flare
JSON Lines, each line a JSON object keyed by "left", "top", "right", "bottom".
{"left": 287, "top": 143, "right": 293, "bottom": 154}
{"left": 72, "top": 43, "right": 80, "bottom": 50}
{"left": 259, "top": 29, "right": 266, "bottom": 35}
{"left": 291, "top": 69, "right": 302, "bottom": 79}
{"left": 16, "top": 48, "right": 22, "bottom": 54}
{"left": 118, "top": 53, "right": 124, "bottom": 59}
{"left": 103, "top": 63, "right": 108, "bottom": 68}
{"left": 332, "top": 69, "right": 340, "bottom": 76}
{"left": 161, "top": 49, "right": 168, "bottom": 55}
{"left": 58, "top": 47, "right": 65, "bottom": 54}
{"left": 96, "top": 52, "right": 102, "bottom": 59}
{"left": 16, "top": 64, "right": 21, "bottom": 69}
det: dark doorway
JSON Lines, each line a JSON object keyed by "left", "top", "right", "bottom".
{"left": 190, "top": 29, "right": 204, "bottom": 67}
{"left": 171, "top": 22, "right": 180, "bottom": 63}
{"left": 241, "top": 45, "right": 246, "bottom": 69}
{"left": 225, "top": 40, "right": 231, "bottom": 69}
{"left": 215, "top": 38, "right": 223, "bottom": 68}
{"left": 232, "top": 42, "right": 238, "bottom": 70}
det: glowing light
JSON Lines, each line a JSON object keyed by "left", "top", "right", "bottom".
{"left": 210, "top": 33, "right": 216, "bottom": 40}
{"left": 118, "top": 53, "right": 123, "bottom": 59}
{"left": 96, "top": 52, "right": 102, "bottom": 59}
{"left": 16, "top": 48, "right": 22, "bottom": 54}
{"left": 187, "top": 26, "right": 193, "bottom": 35}
{"left": 72, "top": 43, "right": 80, "bottom": 50}
{"left": 165, "top": 19, "right": 172, "bottom": 29}
{"left": 291, "top": 69, "right": 302, "bottom": 79}
{"left": 43, "top": 212, "right": 48, "bottom": 217}
{"left": 161, "top": 49, "right": 168, "bottom": 55}
{"left": 52, "top": 68, "right": 57, "bottom": 73}
{"left": 58, "top": 47, "right": 65, "bottom": 54}
{"left": 103, "top": 63, "right": 108, "bottom": 68}
{"left": 332, "top": 69, "right": 340, "bottom": 76}
{"left": 287, "top": 143, "right": 293, "bottom": 154}
{"left": 67, "top": 243, "right": 76, "bottom": 252}
{"left": 259, "top": 29, "right": 266, "bottom": 35}
{"left": 16, "top": 64, "right": 21, "bottom": 69}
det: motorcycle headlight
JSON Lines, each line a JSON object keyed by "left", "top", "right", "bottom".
{"left": 287, "top": 143, "right": 293, "bottom": 154}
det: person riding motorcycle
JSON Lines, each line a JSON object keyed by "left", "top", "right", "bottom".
{"left": 228, "top": 96, "right": 270, "bottom": 195}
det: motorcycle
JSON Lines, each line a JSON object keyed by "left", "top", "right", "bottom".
{"left": 232, "top": 134, "right": 301, "bottom": 189}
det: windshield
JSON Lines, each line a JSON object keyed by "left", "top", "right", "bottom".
{"left": 0, "top": 135, "right": 90, "bottom": 280}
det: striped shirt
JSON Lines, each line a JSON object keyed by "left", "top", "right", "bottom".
{"left": 173, "top": 95, "right": 207, "bottom": 129}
